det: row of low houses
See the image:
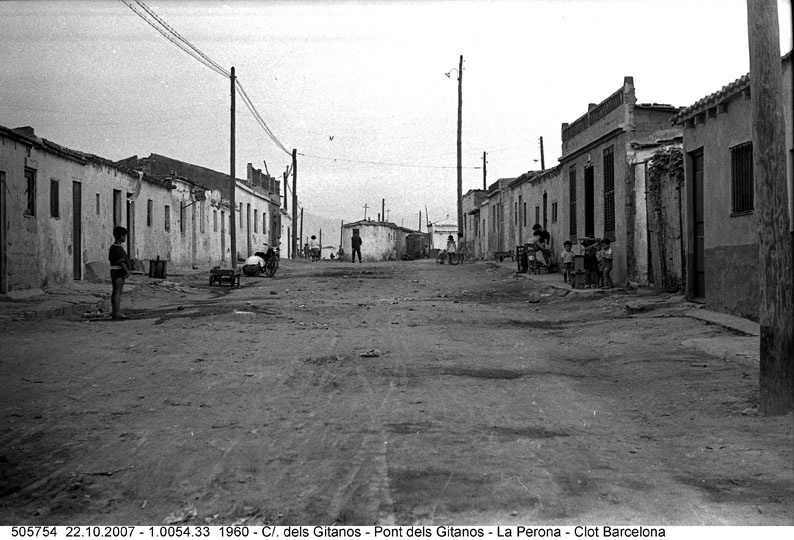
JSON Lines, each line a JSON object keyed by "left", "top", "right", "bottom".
{"left": 463, "top": 55, "right": 792, "bottom": 321}
{"left": 0, "top": 125, "right": 291, "bottom": 293}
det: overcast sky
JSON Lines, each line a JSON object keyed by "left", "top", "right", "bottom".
{"left": 1, "top": 0, "right": 792, "bottom": 231}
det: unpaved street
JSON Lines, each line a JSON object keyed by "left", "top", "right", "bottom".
{"left": 1, "top": 259, "right": 792, "bottom": 525}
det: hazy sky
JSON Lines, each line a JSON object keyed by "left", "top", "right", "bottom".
{"left": 1, "top": 0, "right": 792, "bottom": 230}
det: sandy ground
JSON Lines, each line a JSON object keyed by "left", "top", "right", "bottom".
{"left": 0, "top": 259, "right": 792, "bottom": 525}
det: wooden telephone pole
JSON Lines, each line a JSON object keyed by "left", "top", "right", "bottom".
{"left": 483, "top": 151, "right": 487, "bottom": 190}
{"left": 291, "top": 149, "right": 297, "bottom": 260}
{"left": 229, "top": 66, "right": 237, "bottom": 268}
{"left": 456, "top": 54, "right": 463, "bottom": 242}
{"left": 747, "top": 0, "right": 793, "bottom": 414}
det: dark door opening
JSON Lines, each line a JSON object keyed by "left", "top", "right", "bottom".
{"left": 692, "top": 151, "right": 705, "bottom": 300}
{"left": 126, "top": 197, "right": 135, "bottom": 268}
{"left": 73, "top": 182, "right": 82, "bottom": 280}
{"left": 584, "top": 166, "right": 595, "bottom": 237}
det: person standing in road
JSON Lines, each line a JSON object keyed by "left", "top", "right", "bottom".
{"left": 309, "top": 235, "right": 320, "bottom": 262}
{"left": 446, "top": 234, "right": 457, "bottom": 265}
{"left": 351, "top": 230, "right": 362, "bottom": 263}
{"left": 109, "top": 226, "right": 131, "bottom": 321}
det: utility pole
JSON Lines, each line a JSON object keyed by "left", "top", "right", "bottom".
{"left": 456, "top": 54, "right": 464, "bottom": 243}
{"left": 229, "top": 66, "right": 237, "bottom": 268}
{"left": 483, "top": 151, "right": 487, "bottom": 190}
{"left": 747, "top": 0, "right": 793, "bottom": 415}
{"left": 299, "top": 206, "right": 304, "bottom": 258}
{"left": 539, "top": 136, "right": 546, "bottom": 171}
{"left": 382, "top": 199, "right": 385, "bottom": 223}
{"left": 419, "top": 211, "right": 422, "bottom": 232}
{"left": 363, "top": 203, "right": 369, "bottom": 220}
{"left": 319, "top": 229, "right": 322, "bottom": 259}
{"left": 291, "top": 149, "right": 297, "bottom": 260}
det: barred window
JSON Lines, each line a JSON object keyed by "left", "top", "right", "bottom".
{"left": 50, "top": 179, "right": 59, "bottom": 218}
{"left": 25, "top": 168, "right": 36, "bottom": 216}
{"left": 569, "top": 166, "right": 577, "bottom": 238}
{"left": 164, "top": 205, "right": 170, "bottom": 231}
{"left": 552, "top": 202, "right": 558, "bottom": 222}
{"left": 603, "top": 146, "right": 615, "bottom": 238}
{"left": 731, "top": 142, "right": 753, "bottom": 215}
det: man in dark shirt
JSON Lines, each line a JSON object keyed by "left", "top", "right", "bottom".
{"left": 109, "top": 226, "right": 130, "bottom": 320}
{"left": 351, "top": 230, "right": 362, "bottom": 263}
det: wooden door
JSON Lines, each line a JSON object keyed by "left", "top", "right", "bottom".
{"left": 692, "top": 151, "right": 705, "bottom": 299}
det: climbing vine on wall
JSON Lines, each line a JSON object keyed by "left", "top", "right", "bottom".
{"left": 646, "top": 146, "right": 685, "bottom": 293}
{"left": 648, "top": 147, "right": 684, "bottom": 188}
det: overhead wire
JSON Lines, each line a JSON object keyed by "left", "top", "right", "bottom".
{"left": 119, "top": 0, "right": 228, "bottom": 78}
{"left": 119, "top": 0, "right": 483, "bottom": 175}
{"left": 133, "top": 1, "right": 230, "bottom": 77}
{"left": 297, "top": 152, "right": 481, "bottom": 170}
{"left": 119, "top": 0, "right": 291, "bottom": 158}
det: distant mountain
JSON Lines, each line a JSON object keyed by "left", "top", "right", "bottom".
{"left": 299, "top": 211, "right": 346, "bottom": 249}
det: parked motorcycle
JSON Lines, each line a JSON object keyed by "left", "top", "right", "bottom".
{"left": 242, "top": 246, "right": 279, "bottom": 277}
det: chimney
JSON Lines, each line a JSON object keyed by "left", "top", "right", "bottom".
{"left": 13, "top": 126, "right": 36, "bottom": 138}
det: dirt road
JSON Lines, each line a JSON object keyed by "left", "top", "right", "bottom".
{"left": 1, "top": 259, "right": 792, "bottom": 525}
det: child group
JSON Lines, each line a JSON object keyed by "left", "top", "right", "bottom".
{"left": 560, "top": 237, "right": 614, "bottom": 289}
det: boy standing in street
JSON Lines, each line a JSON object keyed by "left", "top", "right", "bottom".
{"left": 561, "top": 241, "right": 574, "bottom": 283}
{"left": 109, "top": 226, "right": 130, "bottom": 321}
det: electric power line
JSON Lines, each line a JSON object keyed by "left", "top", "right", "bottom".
{"left": 235, "top": 80, "right": 291, "bottom": 156}
{"left": 119, "top": 0, "right": 229, "bottom": 78}
{"left": 297, "top": 152, "right": 481, "bottom": 170}
{"left": 133, "top": 1, "right": 230, "bottom": 77}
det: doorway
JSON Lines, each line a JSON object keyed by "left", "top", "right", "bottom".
{"left": 73, "top": 182, "right": 82, "bottom": 280}
{"left": 584, "top": 166, "right": 595, "bottom": 237}
{"left": 126, "top": 197, "right": 135, "bottom": 269}
{"left": 691, "top": 151, "right": 705, "bottom": 300}
{"left": 0, "top": 172, "right": 6, "bottom": 293}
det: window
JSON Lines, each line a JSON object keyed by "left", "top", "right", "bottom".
{"left": 262, "top": 212, "right": 267, "bottom": 235}
{"left": 200, "top": 202, "right": 205, "bottom": 233}
{"left": 164, "top": 205, "right": 170, "bottom": 231}
{"left": 535, "top": 206, "right": 540, "bottom": 226}
{"left": 552, "top": 202, "right": 558, "bottom": 222}
{"left": 213, "top": 209, "right": 218, "bottom": 232}
{"left": 24, "top": 168, "right": 35, "bottom": 216}
{"left": 239, "top": 203, "right": 243, "bottom": 228}
{"left": 569, "top": 166, "right": 577, "bottom": 239}
{"left": 514, "top": 201, "right": 518, "bottom": 224}
{"left": 50, "top": 179, "right": 59, "bottom": 218}
{"left": 523, "top": 202, "right": 527, "bottom": 227}
{"left": 254, "top": 209, "right": 258, "bottom": 233}
{"left": 147, "top": 199, "right": 153, "bottom": 227}
{"left": 603, "top": 146, "right": 615, "bottom": 238}
{"left": 113, "top": 189, "right": 122, "bottom": 227}
{"left": 96, "top": 193, "right": 100, "bottom": 215}
{"left": 731, "top": 141, "right": 753, "bottom": 215}
{"left": 180, "top": 202, "right": 186, "bottom": 233}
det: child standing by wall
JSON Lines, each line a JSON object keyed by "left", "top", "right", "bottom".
{"left": 109, "top": 226, "right": 130, "bottom": 321}
{"left": 601, "top": 238, "right": 614, "bottom": 288}
{"left": 561, "top": 241, "right": 574, "bottom": 283}
{"left": 584, "top": 243, "right": 598, "bottom": 288}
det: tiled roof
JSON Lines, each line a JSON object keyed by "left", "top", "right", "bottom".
{"left": 671, "top": 73, "right": 750, "bottom": 125}
{"left": 671, "top": 47, "right": 793, "bottom": 126}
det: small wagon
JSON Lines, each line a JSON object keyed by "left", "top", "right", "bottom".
{"left": 209, "top": 267, "right": 241, "bottom": 287}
